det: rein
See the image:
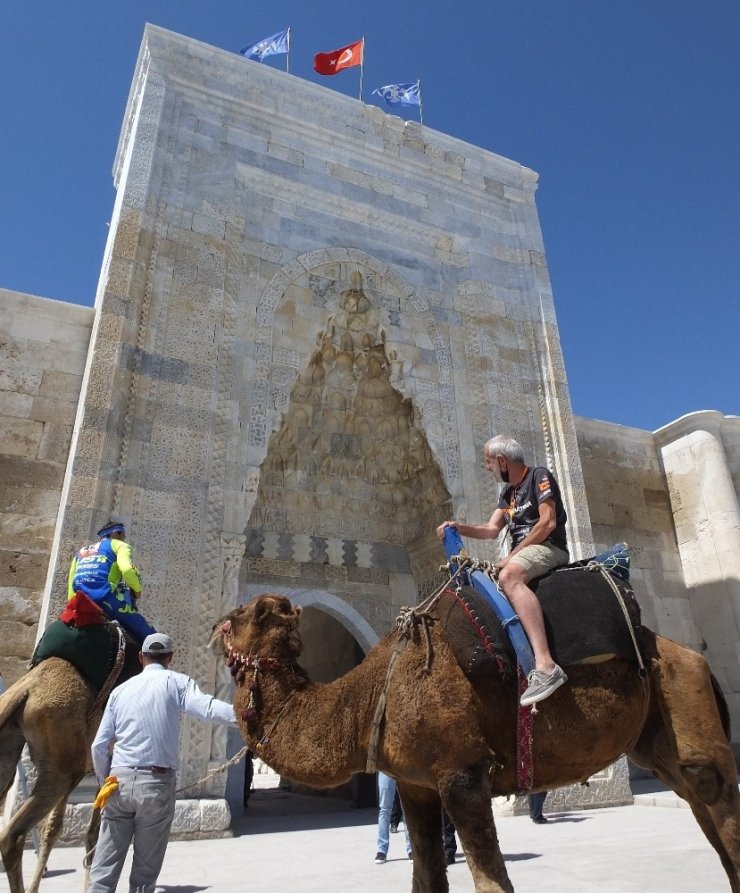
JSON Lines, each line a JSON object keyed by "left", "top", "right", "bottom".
{"left": 588, "top": 562, "right": 651, "bottom": 751}
{"left": 365, "top": 566, "right": 466, "bottom": 774}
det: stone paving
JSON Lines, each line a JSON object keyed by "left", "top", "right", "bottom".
{"left": 11, "top": 784, "right": 732, "bottom": 893}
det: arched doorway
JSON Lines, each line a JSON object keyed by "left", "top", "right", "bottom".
{"left": 285, "top": 605, "right": 375, "bottom": 806}
{"left": 298, "top": 605, "right": 365, "bottom": 683}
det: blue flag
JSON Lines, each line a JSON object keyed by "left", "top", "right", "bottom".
{"left": 372, "top": 81, "right": 420, "bottom": 108}
{"left": 240, "top": 29, "right": 289, "bottom": 62}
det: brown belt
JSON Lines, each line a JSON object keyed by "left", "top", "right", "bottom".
{"left": 131, "top": 765, "right": 172, "bottom": 775}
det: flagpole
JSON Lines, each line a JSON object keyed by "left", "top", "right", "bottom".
{"left": 286, "top": 27, "right": 291, "bottom": 73}
{"left": 418, "top": 79, "right": 423, "bottom": 126}
{"left": 359, "top": 37, "right": 365, "bottom": 101}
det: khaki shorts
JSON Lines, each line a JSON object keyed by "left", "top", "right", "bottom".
{"left": 508, "top": 542, "right": 570, "bottom": 582}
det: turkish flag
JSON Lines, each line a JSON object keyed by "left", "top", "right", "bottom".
{"left": 313, "top": 39, "right": 363, "bottom": 76}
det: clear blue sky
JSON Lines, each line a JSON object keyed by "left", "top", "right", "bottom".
{"left": 1, "top": 1, "right": 738, "bottom": 431}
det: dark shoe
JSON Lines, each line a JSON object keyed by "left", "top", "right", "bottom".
{"left": 407, "top": 852, "right": 413, "bottom": 860}
{"left": 374, "top": 852, "right": 387, "bottom": 864}
{"left": 446, "top": 853, "right": 456, "bottom": 865}
{"left": 531, "top": 816, "right": 549, "bottom": 824}
{"left": 520, "top": 664, "right": 567, "bottom": 706}
{"left": 390, "top": 823, "right": 399, "bottom": 833}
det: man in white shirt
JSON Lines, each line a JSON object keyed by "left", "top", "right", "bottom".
{"left": 88, "top": 632, "right": 237, "bottom": 893}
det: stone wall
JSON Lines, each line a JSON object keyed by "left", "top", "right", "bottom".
{"left": 575, "top": 415, "right": 702, "bottom": 645}
{"left": 0, "top": 289, "right": 93, "bottom": 684}
{"left": 576, "top": 411, "right": 740, "bottom": 743}
{"left": 655, "top": 412, "right": 740, "bottom": 732}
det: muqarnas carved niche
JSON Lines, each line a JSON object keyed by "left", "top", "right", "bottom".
{"left": 251, "top": 272, "right": 450, "bottom": 545}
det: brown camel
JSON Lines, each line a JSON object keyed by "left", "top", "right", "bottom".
{"left": 0, "top": 658, "right": 105, "bottom": 893}
{"left": 210, "top": 593, "right": 740, "bottom": 893}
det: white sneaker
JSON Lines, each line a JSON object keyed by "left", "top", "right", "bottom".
{"left": 520, "top": 665, "right": 567, "bottom": 706}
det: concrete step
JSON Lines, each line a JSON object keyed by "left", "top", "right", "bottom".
{"left": 631, "top": 777, "right": 740, "bottom": 809}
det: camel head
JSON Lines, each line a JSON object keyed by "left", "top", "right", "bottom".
{"left": 209, "top": 594, "right": 304, "bottom": 665}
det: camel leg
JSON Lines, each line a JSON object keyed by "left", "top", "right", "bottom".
{"left": 82, "top": 806, "right": 102, "bottom": 893}
{"left": 25, "top": 778, "right": 82, "bottom": 893}
{"left": 0, "top": 768, "right": 79, "bottom": 893}
{"left": 658, "top": 765, "right": 740, "bottom": 893}
{"left": 438, "top": 764, "right": 514, "bottom": 893}
{"left": 397, "top": 782, "right": 448, "bottom": 893}
{"left": 630, "top": 633, "right": 740, "bottom": 892}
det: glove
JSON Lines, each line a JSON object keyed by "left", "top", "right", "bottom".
{"left": 93, "top": 776, "right": 119, "bottom": 809}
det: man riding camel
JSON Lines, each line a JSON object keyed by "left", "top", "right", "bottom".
{"left": 437, "top": 434, "right": 569, "bottom": 707}
{"left": 68, "top": 519, "right": 156, "bottom": 645}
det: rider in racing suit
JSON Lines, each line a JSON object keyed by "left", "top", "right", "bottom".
{"left": 67, "top": 519, "right": 155, "bottom": 644}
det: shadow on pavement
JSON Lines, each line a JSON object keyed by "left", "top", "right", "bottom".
{"left": 504, "top": 853, "right": 542, "bottom": 862}
{"left": 156, "top": 887, "right": 209, "bottom": 893}
{"left": 542, "top": 814, "right": 590, "bottom": 824}
{"left": 232, "top": 788, "right": 376, "bottom": 836}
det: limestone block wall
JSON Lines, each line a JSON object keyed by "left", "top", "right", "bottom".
{"left": 576, "top": 412, "right": 740, "bottom": 742}
{"left": 655, "top": 412, "right": 740, "bottom": 729}
{"left": 0, "top": 289, "right": 93, "bottom": 684}
{"left": 575, "top": 415, "right": 702, "bottom": 646}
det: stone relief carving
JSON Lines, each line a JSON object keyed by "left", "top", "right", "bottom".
{"left": 250, "top": 271, "right": 451, "bottom": 550}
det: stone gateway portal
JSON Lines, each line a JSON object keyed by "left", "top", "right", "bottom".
{"left": 34, "top": 26, "right": 594, "bottom": 828}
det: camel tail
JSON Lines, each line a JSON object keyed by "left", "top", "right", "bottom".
{"left": 710, "top": 671, "right": 731, "bottom": 741}
{"left": 0, "top": 676, "right": 30, "bottom": 731}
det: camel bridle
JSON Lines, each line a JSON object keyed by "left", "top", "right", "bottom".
{"left": 222, "top": 620, "right": 289, "bottom": 676}
{"left": 220, "top": 619, "right": 295, "bottom": 754}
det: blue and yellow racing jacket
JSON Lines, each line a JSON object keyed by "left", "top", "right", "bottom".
{"left": 68, "top": 538, "right": 142, "bottom": 603}
{"left": 67, "top": 538, "right": 154, "bottom": 643}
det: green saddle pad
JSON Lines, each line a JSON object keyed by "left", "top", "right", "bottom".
{"left": 31, "top": 619, "right": 122, "bottom": 691}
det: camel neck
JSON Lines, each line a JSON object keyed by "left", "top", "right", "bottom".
{"left": 236, "top": 662, "right": 372, "bottom": 787}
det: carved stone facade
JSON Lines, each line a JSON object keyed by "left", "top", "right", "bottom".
{"left": 1, "top": 25, "right": 738, "bottom": 838}
{"left": 35, "top": 25, "right": 597, "bottom": 828}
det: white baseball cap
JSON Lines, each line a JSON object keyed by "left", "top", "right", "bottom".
{"left": 142, "top": 633, "right": 174, "bottom": 654}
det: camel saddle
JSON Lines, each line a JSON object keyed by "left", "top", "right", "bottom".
{"left": 438, "top": 566, "right": 643, "bottom": 680}
{"left": 30, "top": 593, "right": 140, "bottom": 691}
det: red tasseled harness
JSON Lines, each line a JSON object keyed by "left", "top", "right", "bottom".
{"left": 442, "top": 588, "right": 534, "bottom": 792}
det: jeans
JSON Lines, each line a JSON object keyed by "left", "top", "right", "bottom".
{"left": 442, "top": 810, "right": 457, "bottom": 858}
{"left": 377, "top": 772, "right": 411, "bottom": 856}
{"left": 87, "top": 769, "right": 176, "bottom": 893}
{"left": 528, "top": 791, "right": 547, "bottom": 820}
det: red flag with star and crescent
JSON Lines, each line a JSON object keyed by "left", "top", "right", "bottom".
{"left": 313, "top": 39, "right": 363, "bottom": 75}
